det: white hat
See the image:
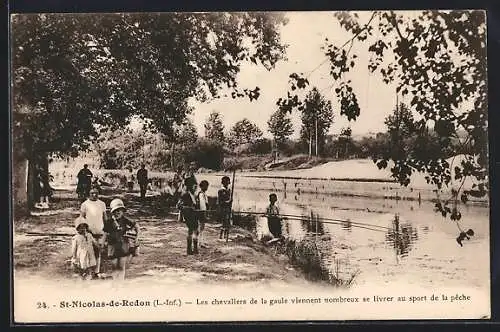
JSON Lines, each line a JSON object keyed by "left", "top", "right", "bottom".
{"left": 110, "top": 198, "right": 125, "bottom": 213}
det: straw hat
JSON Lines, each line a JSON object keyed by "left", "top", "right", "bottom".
{"left": 110, "top": 198, "right": 126, "bottom": 213}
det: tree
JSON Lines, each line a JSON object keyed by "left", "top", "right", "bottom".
{"left": 227, "top": 118, "right": 263, "bottom": 148}
{"left": 277, "top": 10, "right": 487, "bottom": 222}
{"left": 204, "top": 111, "right": 225, "bottom": 142}
{"left": 383, "top": 102, "right": 417, "bottom": 161}
{"left": 168, "top": 119, "right": 199, "bottom": 169}
{"left": 184, "top": 138, "right": 225, "bottom": 171}
{"left": 299, "top": 88, "right": 334, "bottom": 156}
{"left": 338, "top": 127, "right": 353, "bottom": 158}
{"left": 267, "top": 109, "right": 294, "bottom": 148}
{"left": 11, "top": 12, "right": 288, "bottom": 210}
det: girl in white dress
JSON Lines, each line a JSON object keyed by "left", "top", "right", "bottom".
{"left": 71, "top": 218, "right": 98, "bottom": 279}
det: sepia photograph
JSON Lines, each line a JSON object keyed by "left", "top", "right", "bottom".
{"left": 10, "top": 10, "right": 490, "bottom": 323}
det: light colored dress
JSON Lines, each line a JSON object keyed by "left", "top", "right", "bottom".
{"left": 71, "top": 232, "right": 97, "bottom": 270}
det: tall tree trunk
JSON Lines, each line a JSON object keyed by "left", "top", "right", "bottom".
{"left": 170, "top": 142, "right": 175, "bottom": 170}
{"left": 308, "top": 132, "right": 312, "bottom": 157}
{"left": 12, "top": 122, "right": 30, "bottom": 215}
{"left": 12, "top": 152, "right": 28, "bottom": 216}
{"left": 315, "top": 118, "right": 318, "bottom": 157}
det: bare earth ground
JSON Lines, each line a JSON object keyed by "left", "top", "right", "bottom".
{"left": 13, "top": 188, "right": 309, "bottom": 287}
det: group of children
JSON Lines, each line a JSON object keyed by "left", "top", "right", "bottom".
{"left": 176, "top": 174, "right": 284, "bottom": 255}
{"left": 70, "top": 170, "right": 285, "bottom": 279}
{"left": 71, "top": 187, "right": 139, "bottom": 280}
{"left": 176, "top": 175, "right": 234, "bottom": 255}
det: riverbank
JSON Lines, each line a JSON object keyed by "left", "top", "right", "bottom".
{"left": 13, "top": 189, "right": 316, "bottom": 286}
{"left": 49, "top": 155, "right": 488, "bottom": 204}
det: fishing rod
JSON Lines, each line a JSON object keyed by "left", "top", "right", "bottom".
{"left": 281, "top": 215, "right": 388, "bottom": 233}
{"left": 230, "top": 210, "right": 393, "bottom": 231}
{"left": 171, "top": 206, "right": 396, "bottom": 233}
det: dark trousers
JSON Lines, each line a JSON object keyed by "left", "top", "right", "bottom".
{"left": 268, "top": 217, "right": 282, "bottom": 238}
{"left": 139, "top": 183, "right": 147, "bottom": 198}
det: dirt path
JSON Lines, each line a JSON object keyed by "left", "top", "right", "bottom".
{"left": 13, "top": 189, "right": 308, "bottom": 286}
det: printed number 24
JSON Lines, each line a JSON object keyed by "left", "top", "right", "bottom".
{"left": 37, "top": 302, "right": 48, "bottom": 309}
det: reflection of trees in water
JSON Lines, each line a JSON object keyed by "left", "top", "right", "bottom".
{"left": 385, "top": 221, "right": 418, "bottom": 257}
{"left": 300, "top": 213, "right": 326, "bottom": 235}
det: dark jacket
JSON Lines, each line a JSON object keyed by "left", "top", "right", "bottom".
{"left": 137, "top": 168, "right": 148, "bottom": 185}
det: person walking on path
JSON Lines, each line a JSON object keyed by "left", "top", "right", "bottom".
{"left": 104, "top": 198, "right": 140, "bottom": 280}
{"left": 76, "top": 164, "right": 93, "bottom": 199}
{"left": 137, "top": 164, "right": 149, "bottom": 200}
{"left": 177, "top": 177, "right": 199, "bottom": 255}
{"left": 80, "top": 187, "right": 107, "bottom": 275}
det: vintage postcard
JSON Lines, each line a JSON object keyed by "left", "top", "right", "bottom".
{"left": 10, "top": 10, "right": 490, "bottom": 323}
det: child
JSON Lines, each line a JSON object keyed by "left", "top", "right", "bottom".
{"left": 80, "top": 186, "right": 107, "bottom": 275}
{"left": 71, "top": 218, "right": 98, "bottom": 280}
{"left": 197, "top": 180, "right": 210, "bottom": 248}
{"left": 36, "top": 170, "right": 51, "bottom": 209}
{"left": 266, "top": 193, "right": 282, "bottom": 239}
{"left": 126, "top": 168, "right": 134, "bottom": 192}
{"left": 162, "top": 180, "right": 176, "bottom": 208}
{"left": 103, "top": 198, "right": 140, "bottom": 279}
{"left": 217, "top": 176, "right": 232, "bottom": 241}
{"left": 178, "top": 177, "right": 199, "bottom": 255}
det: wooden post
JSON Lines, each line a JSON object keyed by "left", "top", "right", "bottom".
{"left": 227, "top": 168, "right": 236, "bottom": 242}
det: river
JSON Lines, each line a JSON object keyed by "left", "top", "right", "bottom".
{"left": 230, "top": 188, "right": 490, "bottom": 289}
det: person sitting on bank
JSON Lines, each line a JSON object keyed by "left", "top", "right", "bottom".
{"left": 265, "top": 193, "right": 283, "bottom": 239}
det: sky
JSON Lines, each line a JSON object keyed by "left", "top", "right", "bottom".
{"left": 187, "top": 11, "right": 411, "bottom": 139}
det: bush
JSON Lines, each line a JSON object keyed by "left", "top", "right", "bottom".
{"left": 279, "top": 238, "right": 359, "bottom": 287}
{"left": 184, "top": 138, "right": 224, "bottom": 171}
{"left": 280, "top": 139, "right": 307, "bottom": 157}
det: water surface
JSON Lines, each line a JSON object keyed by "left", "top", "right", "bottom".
{"left": 230, "top": 188, "right": 490, "bottom": 289}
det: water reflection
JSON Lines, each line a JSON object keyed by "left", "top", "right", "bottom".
{"left": 300, "top": 214, "right": 326, "bottom": 235}
{"left": 385, "top": 219, "right": 419, "bottom": 258}
{"left": 230, "top": 187, "right": 489, "bottom": 288}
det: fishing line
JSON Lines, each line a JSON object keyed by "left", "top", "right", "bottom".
{"left": 230, "top": 210, "right": 392, "bottom": 231}
{"left": 282, "top": 216, "right": 388, "bottom": 233}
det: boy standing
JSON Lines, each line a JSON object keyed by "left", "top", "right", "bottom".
{"left": 217, "top": 176, "right": 232, "bottom": 241}
{"left": 197, "top": 180, "right": 209, "bottom": 248}
{"left": 178, "top": 177, "right": 199, "bottom": 255}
